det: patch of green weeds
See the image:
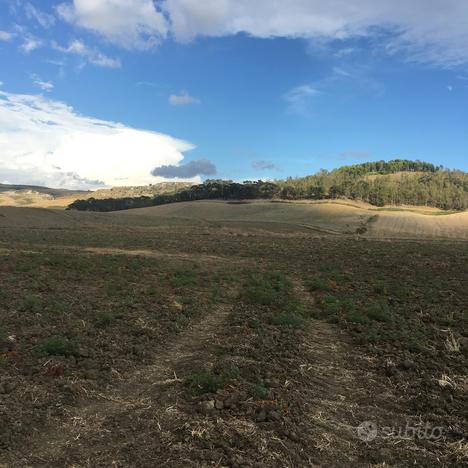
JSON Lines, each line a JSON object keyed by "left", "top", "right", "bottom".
{"left": 42, "top": 336, "right": 78, "bottom": 356}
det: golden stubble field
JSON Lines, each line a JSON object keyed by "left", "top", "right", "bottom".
{"left": 2, "top": 199, "right": 467, "bottom": 239}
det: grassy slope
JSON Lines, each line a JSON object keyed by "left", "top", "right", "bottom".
{"left": 121, "top": 200, "right": 468, "bottom": 240}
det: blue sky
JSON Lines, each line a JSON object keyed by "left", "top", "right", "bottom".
{"left": 1, "top": 1, "right": 468, "bottom": 189}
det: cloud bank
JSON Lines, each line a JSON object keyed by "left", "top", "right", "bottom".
{"left": 56, "top": 1, "right": 468, "bottom": 66}
{"left": 0, "top": 91, "right": 194, "bottom": 189}
{"left": 152, "top": 159, "right": 217, "bottom": 178}
{"left": 164, "top": 0, "right": 468, "bottom": 66}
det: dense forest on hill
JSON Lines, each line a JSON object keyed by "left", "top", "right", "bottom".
{"left": 68, "top": 160, "right": 468, "bottom": 212}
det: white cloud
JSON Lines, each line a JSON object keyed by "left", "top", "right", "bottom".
{"left": 0, "top": 31, "right": 13, "bottom": 41}
{"left": 56, "top": 0, "right": 168, "bottom": 50}
{"left": 161, "top": 0, "right": 468, "bottom": 67}
{"left": 23, "top": 3, "right": 56, "bottom": 28}
{"left": 20, "top": 36, "right": 43, "bottom": 53}
{"left": 52, "top": 1, "right": 468, "bottom": 66}
{"left": 332, "top": 67, "right": 353, "bottom": 78}
{"left": 31, "top": 74, "right": 54, "bottom": 92}
{"left": 283, "top": 84, "right": 319, "bottom": 114}
{"left": 0, "top": 90, "right": 195, "bottom": 189}
{"left": 447, "top": 85, "right": 453, "bottom": 92}
{"left": 53, "top": 40, "right": 121, "bottom": 68}
{"left": 169, "top": 91, "right": 200, "bottom": 106}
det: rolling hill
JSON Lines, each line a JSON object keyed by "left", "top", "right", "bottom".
{"left": 68, "top": 160, "right": 468, "bottom": 213}
{"left": 2, "top": 199, "right": 467, "bottom": 240}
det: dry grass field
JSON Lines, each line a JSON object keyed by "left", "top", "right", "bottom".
{"left": 120, "top": 199, "right": 468, "bottom": 240}
{"left": 0, "top": 203, "right": 467, "bottom": 466}
{"left": 0, "top": 191, "right": 84, "bottom": 209}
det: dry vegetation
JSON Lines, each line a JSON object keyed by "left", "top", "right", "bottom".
{"left": 0, "top": 182, "right": 191, "bottom": 210}
{"left": 0, "top": 204, "right": 466, "bottom": 466}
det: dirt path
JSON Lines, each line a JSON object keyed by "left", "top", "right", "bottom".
{"left": 4, "top": 302, "right": 234, "bottom": 467}
{"left": 2, "top": 279, "right": 443, "bottom": 467}
{"left": 0, "top": 244, "right": 255, "bottom": 267}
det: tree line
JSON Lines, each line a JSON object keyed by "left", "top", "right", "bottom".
{"left": 68, "top": 160, "right": 468, "bottom": 212}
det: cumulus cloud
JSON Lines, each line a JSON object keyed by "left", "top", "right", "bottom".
{"left": 31, "top": 74, "right": 54, "bottom": 92}
{"left": 252, "top": 160, "right": 279, "bottom": 171}
{"left": 52, "top": 39, "right": 121, "bottom": 68}
{"left": 56, "top": 0, "right": 168, "bottom": 50}
{"left": 0, "top": 90, "right": 194, "bottom": 189}
{"left": 152, "top": 159, "right": 217, "bottom": 179}
{"left": 0, "top": 31, "right": 13, "bottom": 41}
{"left": 162, "top": 0, "right": 468, "bottom": 67}
{"left": 283, "top": 84, "right": 319, "bottom": 114}
{"left": 169, "top": 91, "right": 200, "bottom": 106}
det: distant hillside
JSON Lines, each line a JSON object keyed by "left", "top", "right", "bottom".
{"left": 90, "top": 182, "right": 191, "bottom": 199}
{"left": 0, "top": 184, "right": 88, "bottom": 197}
{"left": 0, "top": 182, "right": 192, "bottom": 208}
{"left": 69, "top": 160, "right": 468, "bottom": 212}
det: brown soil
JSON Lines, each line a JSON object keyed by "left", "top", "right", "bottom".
{"left": 0, "top": 211, "right": 466, "bottom": 466}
